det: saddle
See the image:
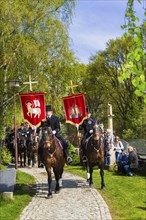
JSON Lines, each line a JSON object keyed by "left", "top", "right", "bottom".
{"left": 81, "top": 135, "right": 92, "bottom": 150}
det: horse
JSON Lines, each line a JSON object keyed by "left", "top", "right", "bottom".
{"left": 5, "top": 130, "right": 15, "bottom": 162}
{"left": 26, "top": 129, "right": 38, "bottom": 167}
{"left": 80, "top": 123, "right": 106, "bottom": 189}
{"left": 42, "top": 126, "right": 65, "bottom": 198}
{"left": 17, "top": 130, "right": 27, "bottom": 167}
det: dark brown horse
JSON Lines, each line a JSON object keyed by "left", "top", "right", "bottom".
{"left": 17, "top": 130, "right": 27, "bottom": 167}
{"left": 27, "top": 129, "right": 38, "bottom": 167}
{"left": 42, "top": 126, "right": 65, "bottom": 198}
{"left": 80, "top": 123, "right": 105, "bottom": 189}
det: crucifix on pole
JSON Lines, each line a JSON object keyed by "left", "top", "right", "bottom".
{"left": 66, "top": 80, "right": 78, "bottom": 94}
{"left": 23, "top": 75, "right": 38, "bottom": 91}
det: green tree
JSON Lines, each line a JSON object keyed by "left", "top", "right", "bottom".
{"left": 119, "top": 0, "right": 146, "bottom": 103}
{"left": 85, "top": 36, "right": 145, "bottom": 137}
{"left": 0, "top": 0, "right": 76, "bottom": 139}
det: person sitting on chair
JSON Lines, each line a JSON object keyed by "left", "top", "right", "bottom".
{"left": 38, "top": 105, "right": 72, "bottom": 167}
{"left": 79, "top": 107, "right": 97, "bottom": 162}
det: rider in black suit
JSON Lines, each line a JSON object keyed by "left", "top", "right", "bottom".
{"left": 38, "top": 105, "right": 72, "bottom": 167}
{"left": 79, "top": 107, "right": 97, "bottom": 162}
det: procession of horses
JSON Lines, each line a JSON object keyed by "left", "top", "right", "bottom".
{"left": 5, "top": 122, "right": 106, "bottom": 198}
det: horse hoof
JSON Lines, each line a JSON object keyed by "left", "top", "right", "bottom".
{"left": 47, "top": 194, "right": 53, "bottom": 199}
{"left": 55, "top": 189, "right": 60, "bottom": 194}
{"left": 89, "top": 184, "right": 94, "bottom": 188}
{"left": 101, "top": 186, "right": 106, "bottom": 190}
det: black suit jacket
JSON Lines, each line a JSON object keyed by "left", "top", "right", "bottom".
{"left": 46, "top": 115, "right": 60, "bottom": 133}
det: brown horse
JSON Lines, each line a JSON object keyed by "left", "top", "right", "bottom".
{"left": 80, "top": 123, "right": 105, "bottom": 189}
{"left": 42, "top": 126, "right": 65, "bottom": 198}
{"left": 27, "top": 129, "right": 38, "bottom": 167}
{"left": 17, "top": 130, "right": 27, "bottom": 167}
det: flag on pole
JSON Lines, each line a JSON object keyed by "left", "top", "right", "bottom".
{"left": 62, "top": 93, "right": 87, "bottom": 126}
{"left": 19, "top": 92, "right": 46, "bottom": 127}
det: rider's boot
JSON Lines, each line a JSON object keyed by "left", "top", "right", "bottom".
{"left": 63, "top": 148, "right": 72, "bottom": 165}
{"left": 82, "top": 144, "right": 87, "bottom": 163}
{"left": 38, "top": 146, "right": 44, "bottom": 168}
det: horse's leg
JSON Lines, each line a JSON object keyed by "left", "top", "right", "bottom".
{"left": 19, "top": 148, "right": 23, "bottom": 167}
{"left": 54, "top": 169, "right": 60, "bottom": 193}
{"left": 27, "top": 152, "right": 31, "bottom": 167}
{"left": 46, "top": 167, "right": 53, "bottom": 198}
{"left": 89, "top": 166, "right": 94, "bottom": 187}
{"left": 27, "top": 144, "right": 31, "bottom": 167}
{"left": 32, "top": 153, "right": 35, "bottom": 166}
{"left": 99, "top": 163, "right": 106, "bottom": 189}
{"left": 24, "top": 147, "right": 27, "bottom": 166}
{"left": 59, "top": 167, "right": 64, "bottom": 187}
{"left": 85, "top": 162, "right": 90, "bottom": 182}
{"left": 20, "top": 153, "right": 22, "bottom": 167}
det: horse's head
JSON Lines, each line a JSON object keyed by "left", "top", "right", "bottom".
{"left": 93, "top": 123, "right": 102, "bottom": 141}
{"left": 42, "top": 126, "right": 53, "bottom": 145}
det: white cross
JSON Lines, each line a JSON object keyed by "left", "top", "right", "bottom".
{"left": 23, "top": 75, "right": 38, "bottom": 91}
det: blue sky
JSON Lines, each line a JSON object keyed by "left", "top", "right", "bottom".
{"left": 69, "top": 0, "right": 145, "bottom": 64}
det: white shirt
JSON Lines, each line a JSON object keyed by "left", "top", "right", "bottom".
{"left": 114, "top": 141, "right": 124, "bottom": 153}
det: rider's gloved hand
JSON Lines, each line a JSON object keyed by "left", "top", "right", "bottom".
{"left": 52, "top": 130, "right": 56, "bottom": 134}
{"left": 89, "top": 129, "right": 93, "bottom": 134}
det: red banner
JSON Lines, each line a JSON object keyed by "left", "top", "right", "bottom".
{"left": 19, "top": 92, "right": 46, "bottom": 127}
{"left": 62, "top": 93, "right": 87, "bottom": 126}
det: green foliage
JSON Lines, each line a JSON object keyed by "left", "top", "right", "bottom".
{"left": 0, "top": 147, "right": 12, "bottom": 165}
{"left": 0, "top": 163, "right": 7, "bottom": 170}
{"left": 120, "top": 0, "right": 146, "bottom": 103}
{"left": 87, "top": 36, "right": 145, "bottom": 136}
{"left": 68, "top": 143, "right": 80, "bottom": 166}
{"left": 122, "top": 128, "right": 135, "bottom": 140}
{"left": 0, "top": 0, "right": 76, "bottom": 133}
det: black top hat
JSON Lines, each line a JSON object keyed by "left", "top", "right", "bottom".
{"left": 86, "top": 107, "right": 91, "bottom": 113}
{"left": 46, "top": 105, "right": 53, "bottom": 112}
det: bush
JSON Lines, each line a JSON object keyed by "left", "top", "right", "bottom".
{"left": 0, "top": 147, "right": 12, "bottom": 165}
{"left": 0, "top": 163, "right": 7, "bottom": 170}
{"left": 69, "top": 143, "right": 80, "bottom": 166}
{"left": 122, "top": 129, "right": 134, "bottom": 140}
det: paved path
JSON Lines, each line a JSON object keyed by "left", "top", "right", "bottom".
{"left": 18, "top": 166, "right": 112, "bottom": 220}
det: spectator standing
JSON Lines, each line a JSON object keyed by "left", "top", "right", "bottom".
{"left": 114, "top": 136, "right": 124, "bottom": 164}
{"left": 103, "top": 129, "right": 112, "bottom": 166}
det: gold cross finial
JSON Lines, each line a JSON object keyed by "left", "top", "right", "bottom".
{"left": 66, "top": 80, "right": 78, "bottom": 94}
{"left": 23, "top": 75, "right": 38, "bottom": 91}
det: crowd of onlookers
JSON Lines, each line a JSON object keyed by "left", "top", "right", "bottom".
{"left": 103, "top": 129, "right": 139, "bottom": 176}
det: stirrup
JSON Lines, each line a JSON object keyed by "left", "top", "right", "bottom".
{"left": 67, "top": 157, "right": 72, "bottom": 164}
{"left": 38, "top": 163, "right": 44, "bottom": 168}
{"left": 82, "top": 156, "right": 87, "bottom": 163}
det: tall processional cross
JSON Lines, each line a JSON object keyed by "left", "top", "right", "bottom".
{"left": 23, "top": 75, "right": 38, "bottom": 91}
{"left": 66, "top": 80, "right": 78, "bottom": 94}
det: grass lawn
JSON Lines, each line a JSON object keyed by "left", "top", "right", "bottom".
{"left": 0, "top": 170, "right": 36, "bottom": 220}
{"left": 65, "top": 165, "right": 146, "bottom": 220}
